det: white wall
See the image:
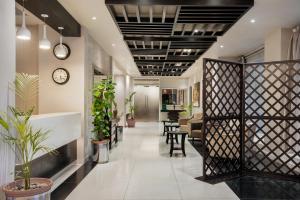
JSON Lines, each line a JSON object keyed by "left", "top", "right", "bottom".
{"left": 0, "top": 0, "right": 16, "bottom": 194}
{"left": 185, "top": 45, "right": 219, "bottom": 114}
{"left": 39, "top": 26, "right": 86, "bottom": 162}
{"left": 265, "top": 28, "right": 293, "bottom": 61}
{"left": 114, "top": 75, "right": 126, "bottom": 126}
{"left": 16, "top": 25, "right": 39, "bottom": 114}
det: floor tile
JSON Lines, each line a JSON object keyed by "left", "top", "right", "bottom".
{"left": 58, "top": 122, "right": 241, "bottom": 200}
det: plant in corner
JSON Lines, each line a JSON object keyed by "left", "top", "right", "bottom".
{"left": 0, "top": 72, "right": 56, "bottom": 199}
{"left": 125, "top": 92, "right": 136, "bottom": 128}
{"left": 91, "top": 76, "right": 115, "bottom": 163}
{"left": 0, "top": 107, "right": 56, "bottom": 199}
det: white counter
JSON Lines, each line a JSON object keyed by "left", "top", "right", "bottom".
{"left": 29, "top": 112, "right": 81, "bottom": 159}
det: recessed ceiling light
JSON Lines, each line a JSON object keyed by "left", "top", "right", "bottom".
{"left": 112, "top": 43, "right": 116, "bottom": 47}
{"left": 183, "top": 49, "right": 191, "bottom": 53}
{"left": 250, "top": 19, "right": 256, "bottom": 23}
{"left": 220, "top": 45, "right": 224, "bottom": 48}
{"left": 194, "top": 29, "right": 199, "bottom": 33}
{"left": 175, "top": 62, "right": 182, "bottom": 66}
{"left": 92, "top": 16, "right": 97, "bottom": 20}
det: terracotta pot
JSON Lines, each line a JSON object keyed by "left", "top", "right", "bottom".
{"left": 127, "top": 118, "right": 135, "bottom": 127}
{"left": 92, "top": 140, "right": 110, "bottom": 163}
{"left": 2, "top": 178, "right": 52, "bottom": 199}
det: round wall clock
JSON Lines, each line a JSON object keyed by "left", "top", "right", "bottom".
{"left": 53, "top": 43, "right": 71, "bottom": 60}
{"left": 52, "top": 68, "right": 70, "bottom": 85}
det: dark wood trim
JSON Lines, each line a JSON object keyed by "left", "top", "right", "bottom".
{"left": 105, "top": 0, "right": 254, "bottom": 6}
{"left": 16, "top": 0, "right": 81, "bottom": 37}
{"left": 124, "top": 36, "right": 217, "bottom": 42}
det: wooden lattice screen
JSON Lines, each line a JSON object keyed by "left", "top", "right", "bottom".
{"left": 244, "top": 60, "right": 300, "bottom": 181}
{"left": 200, "top": 59, "right": 300, "bottom": 183}
{"left": 201, "top": 59, "right": 243, "bottom": 182}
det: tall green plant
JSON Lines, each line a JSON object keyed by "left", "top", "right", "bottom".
{"left": 125, "top": 92, "right": 136, "bottom": 119}
{"left": 0, "top": 107, "right": 55, "bottom": 190}
{"left": 92, "top": 77, "right": 116, "bottom": 140}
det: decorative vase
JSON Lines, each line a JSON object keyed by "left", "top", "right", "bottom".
{"left": 2, "top": 178, "right": 52, "bottom": 200}
{"left": 92, "top": 140, "right": 109, "bottom": 163}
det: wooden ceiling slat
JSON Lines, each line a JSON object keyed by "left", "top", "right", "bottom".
{"left": 105, "top": 0, "right": 253, "bottom": 76}
{"left": 105, "top": 0, "right": 254, "bottom": 6}
{"left": 124, "top": 36, "right": 217, "bottom": 42}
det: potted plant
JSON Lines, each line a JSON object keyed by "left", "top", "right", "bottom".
{"left": 91, "top": 77, "right": 115, "bottom": 163}
{"left": 180, "top": 104, "right": 193, "bottom": 118}
{"left": 125, "top": 92, "right": 136, "bottom": 127}
{"left": 0, "top": 107, "right": 55, "bottom": 199}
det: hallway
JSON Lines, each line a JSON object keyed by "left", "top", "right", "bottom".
{"left": 65, "top": 123, "right": 238, "bottom": 200}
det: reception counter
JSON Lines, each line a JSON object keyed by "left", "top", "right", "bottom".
{"left": 29, "top": 112, "right": 81, "bottom": 160}
{"left": 15, "top": 112, "right": 81, "bottom": 179}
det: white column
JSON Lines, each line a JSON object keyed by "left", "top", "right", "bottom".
{"left": 0, "top": 0, "right": 16, "bottom": 195}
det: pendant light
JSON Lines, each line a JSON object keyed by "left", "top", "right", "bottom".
{"left": 39, "top": 14, "right": 51, "bottom": 50}
{"left": 17, "top": 0, "right": 31, "bottom": 40}
{"left": 55, "top": 27, "right": 67, "bottom": 58}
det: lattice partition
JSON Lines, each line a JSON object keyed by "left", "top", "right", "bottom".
{"left": 244, "top": 60, "right": 300, "bottom": 181}
{"left": 200, "top": 59, "right": 300, "bottom": 183}
{"left": 201, "top": 59, "right": 243, "bottom": 181}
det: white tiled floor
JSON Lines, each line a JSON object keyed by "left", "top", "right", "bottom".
{"left": 66, "top": 122, "right": 239, "bottom": 200}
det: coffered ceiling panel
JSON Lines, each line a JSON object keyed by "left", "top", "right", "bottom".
{"left": 106, "top": 0, "right": 254, "bottom": 76}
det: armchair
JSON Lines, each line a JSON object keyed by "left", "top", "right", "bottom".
{"left": 179, "top": 112, "right": 203, "bottom": 141}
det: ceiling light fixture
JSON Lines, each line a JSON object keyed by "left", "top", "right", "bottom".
{"left": 183, "top": 49, "right": 191, "bottom": 53}
{"left": 112, "top": 43, "right": 116, "bottom": 47}
{"left": 55, "top": 27, "right": 67, "bottom": 58}
{"left": 17, "top": 0, "right": 31, "bottom": 40}
{"left": 175, "top": 62, "right": 182, "bottom": 67}
{"left": 250, "top": 19, "right": 256, "bottom": 23}
{"left": 220, "top": 45, "right": 224, "bottom": 48}
{"left": 92, "top": 16, "right": 97, "bottom": 20}
{"left": 194, "top": 29, "right": 199, "bottom": 33}
{"left": 39, "top": 14, "right": 51, "bottom": 50}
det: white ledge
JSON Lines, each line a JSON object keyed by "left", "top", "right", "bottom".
{"left": 29, "top": 112, "right": 81, "bottom": 160}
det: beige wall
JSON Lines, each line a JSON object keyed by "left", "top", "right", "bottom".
{"left": 0, "top": 0, "right": 16, "bottom": 194}
{"left": 265, "top": 28, "right": 293, "bottom": 61}
{"left": 114, "top": 75, "right": 126, "bottom": 126}
{"left": 38, "top": 25, "right": 86, "bottom": 161}
{"left": 186, "top": 45, "right": 219, "bottom": 114}
{"left": 16, "top": 25, "right": 39, "bottom": 114}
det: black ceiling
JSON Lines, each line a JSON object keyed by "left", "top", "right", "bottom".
{"left": 106, "top": 0, "right": 254, "bottom": 76}
{"left": 16, "top": 0, "right": 81, "bottom": 37}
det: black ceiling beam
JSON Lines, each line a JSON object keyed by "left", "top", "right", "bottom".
{"left": 135, "top": 56, "right": 198, "bottom": 61}
{"left": 115, "top": 17, "right": 175, "bottom": 23}
{"left": 16, "top": 0, "right": 81, "bottom": 37}
{"left": 124, "top": 36, "right": 217, "bottom": 42}
{"left": 135, "top": 59, "right": 194, "bottom": 63}
{"left": 105, "top": 0, "right": 254, "bottom": 6}
{"left": 131, "top": 49, "right": 167, "bottom": 55}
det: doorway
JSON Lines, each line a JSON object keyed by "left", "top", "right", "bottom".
{"left": 134, "top": 85, "right": 159, "bottom": 122}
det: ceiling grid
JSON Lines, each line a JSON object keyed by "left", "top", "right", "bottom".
{"left": 106, "top": 0, "right": 254, "bottom": 76}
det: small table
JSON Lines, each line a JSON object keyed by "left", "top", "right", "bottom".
{"left": 168, "top": 131, "right": 188, "bottom": 157}
{"left": 165, "top": 124, "right": 180, "bottom": 144}
{"left": 161, "top": 120, "right": 178, "bottom": 136}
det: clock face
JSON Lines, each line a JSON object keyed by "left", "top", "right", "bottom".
{"left": 52, "top": 68, "right": 70, "bottom": 85}
{"left": 53, "top": 43, "right": 71, "bottom": 60}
